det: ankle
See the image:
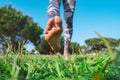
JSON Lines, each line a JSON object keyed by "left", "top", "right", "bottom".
{"left": 64, "top": 50, "right": 70, "bottom": 60}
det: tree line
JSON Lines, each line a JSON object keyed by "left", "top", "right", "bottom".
{"left": 0, "top": 5, "right": 119, "bottom": 54}
{"left": 0, "top": 5, "right": 43, "bottom": 53}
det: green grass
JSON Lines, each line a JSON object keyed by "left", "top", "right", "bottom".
{"left": 1, "top": 32, "right": 119, "bottom": 80}
{"left": 0, "top": 52, "right": 120, "bottom": 80}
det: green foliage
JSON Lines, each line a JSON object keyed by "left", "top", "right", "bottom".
{"left": 85, "top": 37, "right": 118, "bottom": 51}
{"left": 70, "top": 42, "right": 80, "bottom": 54}
{"left": 0, "top": 5, "right": 43, "bottom": 51}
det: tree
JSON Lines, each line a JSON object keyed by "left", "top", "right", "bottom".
{"left": 85, "top": 38, "right": 105, "bottom": 51}
{"left": 85, "top": 37, "right": 119, "bottom": 52}
{"left": 80, "top": 45, "right": 88, "bottom": 53}
{"left": 105, "top": 38, "right": 119, "bottom": 48}
{"left": 118, "top": 38, "right": 120, "bottom": 44}
{"left": 70, "top": 42, "right": 80, "bottom": 54}
{"left": 0, "top": 5, "right": 43, "bottom": 52}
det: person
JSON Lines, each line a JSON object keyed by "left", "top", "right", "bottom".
{"left": 44, "top": 0, "right": 76, "bottom": 60}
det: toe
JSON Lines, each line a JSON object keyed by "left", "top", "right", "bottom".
{"left": 55, "top": 16, "right": 62, "bottom": 27}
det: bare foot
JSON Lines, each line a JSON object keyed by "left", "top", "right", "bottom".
{"left": 44, "top": 16, "right": 63, "bottom": 51}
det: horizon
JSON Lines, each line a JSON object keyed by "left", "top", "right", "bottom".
{"left": 0, "top": 0, "right": 120, "bottom": 51}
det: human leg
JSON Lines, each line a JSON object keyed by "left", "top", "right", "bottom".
{"left": 63, "top": 0, "right": 76, "bottom": 60}
{"left": 47, "top": 0, "right": 61, "bottom": 18}
{"left": 45, "top": 0, "right": 63, "bottom": 51}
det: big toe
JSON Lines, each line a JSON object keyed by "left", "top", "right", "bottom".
{"left": 55, "top": 16, "right": 62, "bottom": 27}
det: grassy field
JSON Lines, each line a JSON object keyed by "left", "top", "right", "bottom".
{"left": 0, "top": 51, "right": 120, "bottom": 80}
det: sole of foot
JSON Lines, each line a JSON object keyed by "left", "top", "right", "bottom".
{"left": 44, "top": 16, "right": 63, "bottom": 51}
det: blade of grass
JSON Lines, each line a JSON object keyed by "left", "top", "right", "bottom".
{"left": 94, "top": 31, "right": 114, "bottom": 60}
{"left": 94, "top": 31, "right": 115, "bottom": 73}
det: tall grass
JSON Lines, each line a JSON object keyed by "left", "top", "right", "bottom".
{"left": 0, "top": 51, "right": 120, "bottom": 80}
{"left": 0, "top": 34, "right": 120, "bottom": 80}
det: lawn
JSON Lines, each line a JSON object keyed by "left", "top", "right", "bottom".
{"left": 0, "top": 51, "right": 120, "bottom": 80}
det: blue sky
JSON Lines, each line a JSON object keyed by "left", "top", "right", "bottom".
{"left": 0, "top": 0, "right": 120, "bottom": 50}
